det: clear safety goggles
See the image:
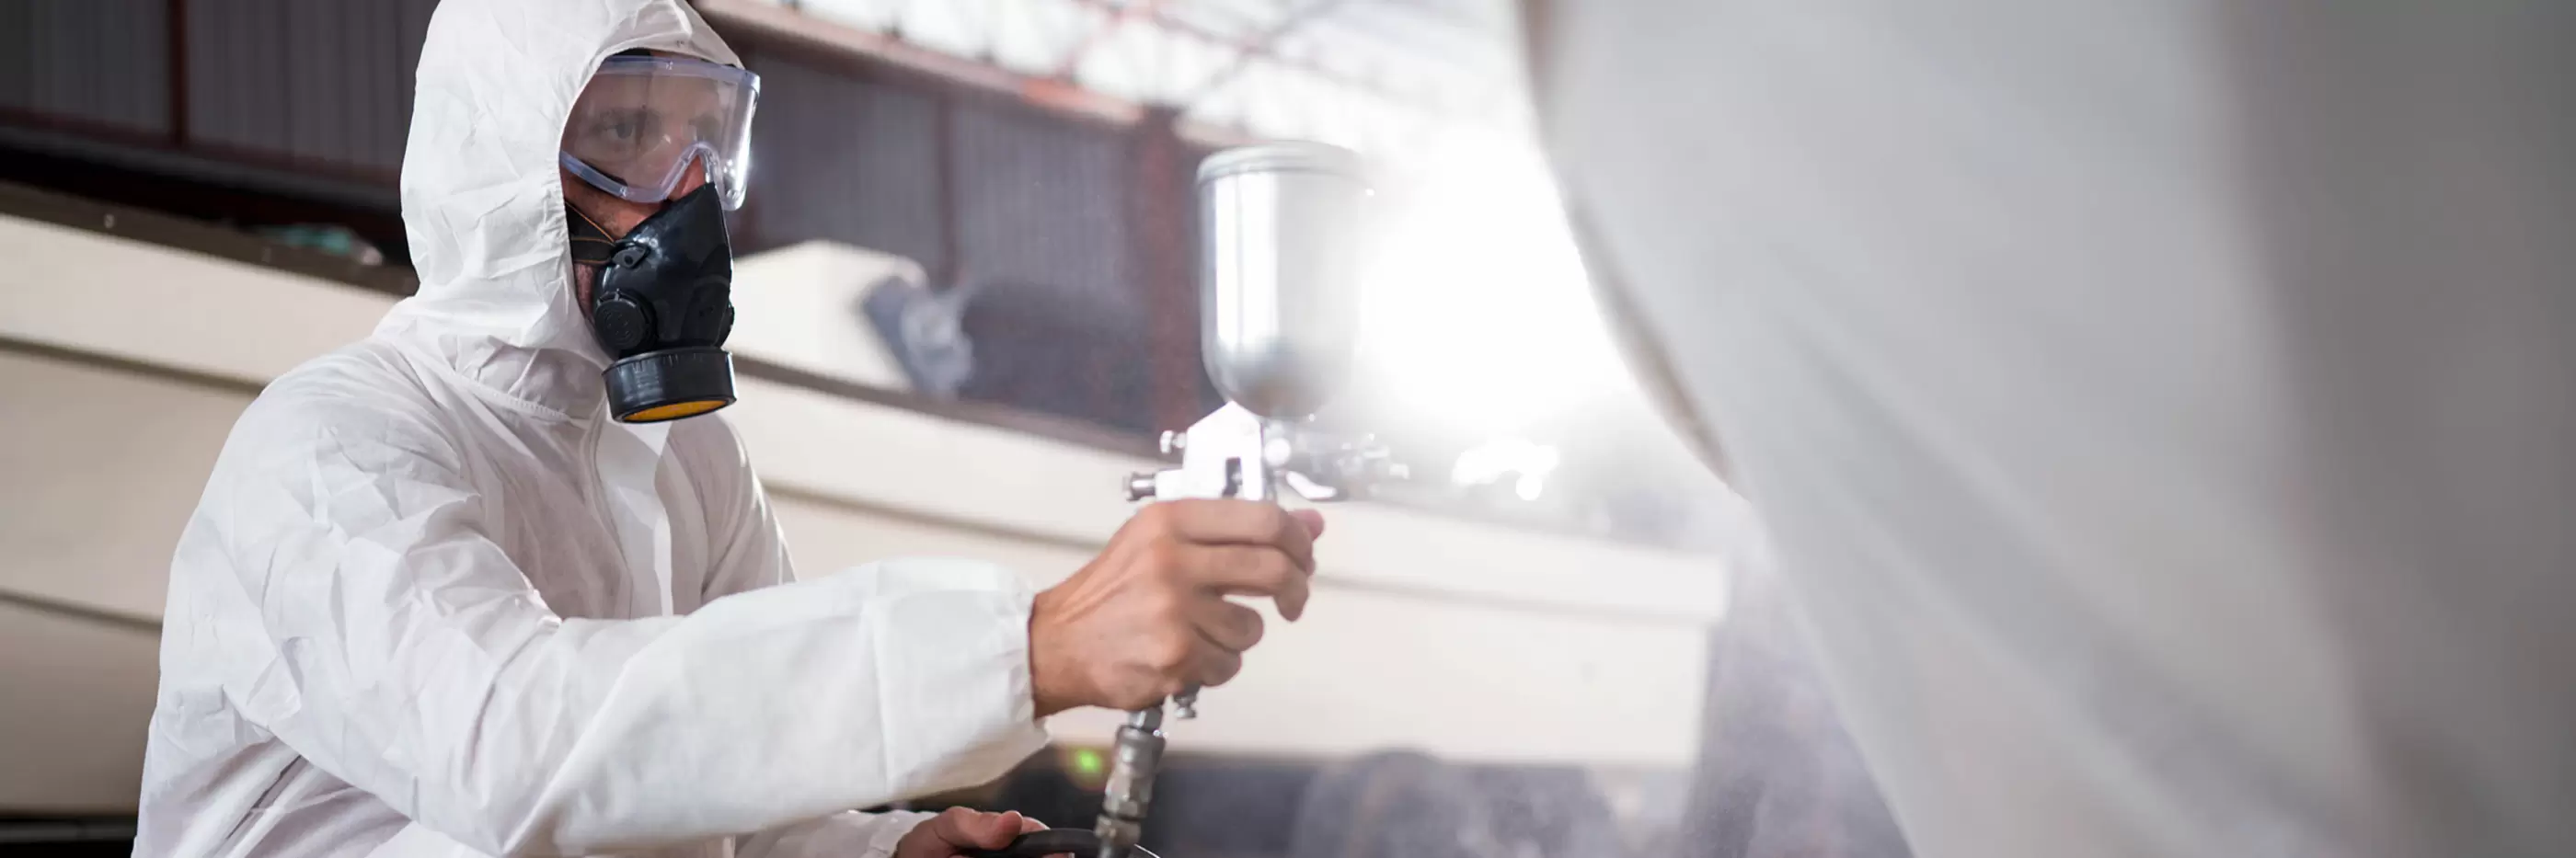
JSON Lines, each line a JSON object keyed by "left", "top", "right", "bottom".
{"left": 560, "top": 55, "right": 761, "bottom": 211}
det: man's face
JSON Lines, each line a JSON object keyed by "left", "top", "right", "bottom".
{"left": 562, "top": 158, "right": 708, "bottom": 238}
{"left": 564, "top": 159, "right": 708, "bottom": 310}
{"left": 561, "top": 51, "right": 723, "bottom": 309}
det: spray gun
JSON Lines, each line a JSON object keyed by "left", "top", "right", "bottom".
{"left": 968, "top": 142, "right": 1399, "bottom": 858}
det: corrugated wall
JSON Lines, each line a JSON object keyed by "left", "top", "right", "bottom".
{"left": 0, "top": 0, "right": 173, "bottom": 138}
{"left": 949, "top": 98, "right": 1141, "bottom": 324}
{"left": 0, "top": 0, "right": 432, "bottom": 177}
{"left": 743, "top": 50, "right": 1151, "bottom": 319}
{"left": 739, "top": 47, "right": 1196, "bottom": 434}
{"left": 746, "top": 56, "right": 954, "bottom": 275}
{"left": 184, "top": 0, "right": 437, "bottom": 176}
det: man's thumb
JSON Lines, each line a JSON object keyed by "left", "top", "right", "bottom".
{"left": 977, "top": 811, "right": 1026, "bottom": 847}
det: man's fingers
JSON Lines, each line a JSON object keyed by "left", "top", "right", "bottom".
{"left": 1015, "top": 815, "right": 1068, "bottom": 858}
{"left": 1194, "top": 639, "right": 1246, "bottom": 689}
{"left": 1189, "top": 598, "right": 1267, "bottom": 653}
{"left": 1175, "top": 544, "right": 1310, "bottom": 621}
{"left": 922, "top": 808, "right": 975, "bottom": 846}
{"left": 988, "top": 811, "right": 1027, "bottom": 847}
{"left": 1159, "top": 500, "right": 1317, "bottom": 572}
{"left": 1290, "top": 509, "right": 1326, "bottom": 540}
{"left": 926, "top": 808, "right": 1023, "bottom": 850}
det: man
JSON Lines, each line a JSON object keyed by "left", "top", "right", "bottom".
{"left": 132, "top": 1, "right": 1320, "bottom": 855}
{"left": 1527, "top": 2, "right": 2576, "bottom": 857}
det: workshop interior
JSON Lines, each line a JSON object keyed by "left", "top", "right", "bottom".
{"left": 1, "top": 1, "right": 1860, "bottom": 855}
{"left": 8, "top": 2, "right": 2570, "bottom": 857}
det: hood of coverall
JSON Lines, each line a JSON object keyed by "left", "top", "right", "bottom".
{"left": 378, "top": 0, "right": 742, "bottom": 418}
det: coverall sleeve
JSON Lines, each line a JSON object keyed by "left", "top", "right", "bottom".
{"left": 208, "top": 395, "right": 1049, "bottom": 856}
{"left": 687, "top": 418, "right": 1046, "bottom": 855}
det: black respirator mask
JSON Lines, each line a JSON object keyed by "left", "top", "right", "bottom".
{"left": 568, "top": 182, "right": 738, "bottom": 423}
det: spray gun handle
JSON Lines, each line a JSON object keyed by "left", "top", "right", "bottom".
{"left": 1092, "top": 706, "right": 1169, "bottom": 858}
{"left": 1107, "top": 406, "right": 1391, "bottom": 856}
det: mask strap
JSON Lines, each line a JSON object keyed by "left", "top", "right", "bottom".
{"left": 567, "top": 202, "right": 620, "bottom": 268}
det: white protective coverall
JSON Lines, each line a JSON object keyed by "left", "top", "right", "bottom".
{"left": 1532, "top": 3, "right": 2576, "bottom": 857}
{"left": 133, "top": 2, "right": 1049, "bottom": 855}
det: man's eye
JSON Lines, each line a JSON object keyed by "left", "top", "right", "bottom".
{"left": 594, "top": 113, "right": 646, "bottom": 143}
{"left": 583, "top": 109, "right": 661, "bottom": 154}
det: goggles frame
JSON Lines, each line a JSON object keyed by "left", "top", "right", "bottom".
{"left": 560, "top": 55, "right": 761, "bottom": 211}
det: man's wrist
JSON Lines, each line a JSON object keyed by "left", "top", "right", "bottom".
{"left": 1028, "top": 589, "right": 1072, "bottom": 718}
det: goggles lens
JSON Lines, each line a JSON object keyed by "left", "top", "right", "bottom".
{"left": 562, "top": 55, "right": 760, "bottom": 211}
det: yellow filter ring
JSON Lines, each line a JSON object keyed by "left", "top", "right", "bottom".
{"left": 621, "top": 398, "right": 728, "bottom": 423}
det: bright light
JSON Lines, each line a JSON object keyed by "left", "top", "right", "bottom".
{"left": 1451, "top": 438, "right": 1562, "bottom": 501}
{"left": 1358, "top": 132, "right": 1630, "bottom": 438}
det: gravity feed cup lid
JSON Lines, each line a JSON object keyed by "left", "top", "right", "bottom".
{"left": 1196, "top": 141, "right": 1368, "bottom": 187}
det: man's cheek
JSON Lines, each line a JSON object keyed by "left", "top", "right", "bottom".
{"left": 572, "top": 263, "right": 597, "bottom": 315}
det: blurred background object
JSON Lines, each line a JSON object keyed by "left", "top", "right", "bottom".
{"left": 0, "top": 1, "right": 1903, "bottom": 855}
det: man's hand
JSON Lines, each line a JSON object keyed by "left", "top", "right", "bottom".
{"left": 1030, "top": 499, "right": 1328, "bottom": 715}
{"left": 891, "top": 807, "right": 1051, "bottom": 858}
